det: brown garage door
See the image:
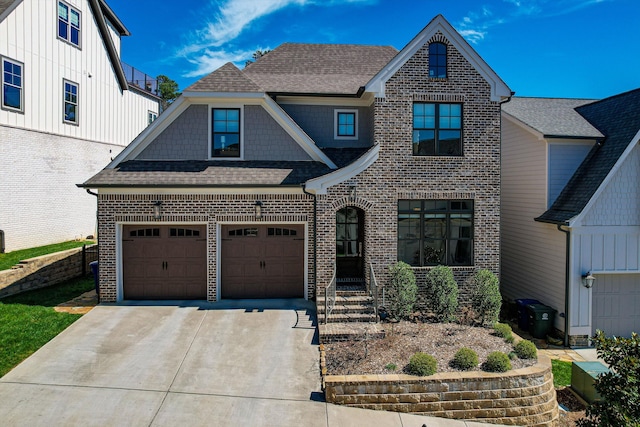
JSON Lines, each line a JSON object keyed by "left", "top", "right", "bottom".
{"left": 221, "top": 224, "right": 304, "bottom": 298}
{"left": 122, "top": 225, "right": 207, "bottom": 300}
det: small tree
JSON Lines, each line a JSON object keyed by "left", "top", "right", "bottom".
{"left": 156, "top": 75, "right": 181, "bottom": 112}
{"left": 386, "top": 261, "right": 417, "bottom": 319}
{"left": 578, "top": 330, "right": 640, "bottom": 427}
{"left": 244, "top": 49, "right": 271, "bottom": 68}
{"left": 425, "top": 265, "right": 458, "bottom": 322}
{"left": 471, "top": 269, "right": 502, "bottom": 326}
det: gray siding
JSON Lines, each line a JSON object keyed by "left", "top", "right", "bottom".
{"left": 281, "top": 104, "right": 373, "bottom": 148}
{"left": 548, "top": 143, "right": 593, "bottom": 208}
{"left": 243, "top": 105, "right": 311, "bottom": 161}
{"left": 138, "top": 105, "right": 208, "bottom": 160}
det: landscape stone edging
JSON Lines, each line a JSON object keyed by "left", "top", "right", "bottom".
{"left": 322, "top": 348, "right": 558, "bottom": 426}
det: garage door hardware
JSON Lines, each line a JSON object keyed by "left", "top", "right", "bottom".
{"left": 162, "top": 261, "right": 168, "bottom": 270}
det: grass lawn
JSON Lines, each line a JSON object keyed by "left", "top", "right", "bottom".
{"left": 552, "top": 358, "right": 573, "bottom": 387}
{"left": 0, "top": 276, "right": 95, "bottom": 377}
{"left": 0, "top": 240, "right": 95, "bottom": 271}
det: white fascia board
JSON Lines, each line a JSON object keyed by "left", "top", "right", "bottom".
{"left": 276, "top": 94, "right": 374, "bottom": 107}
{"left": 570, "top": 128, "right": 640, "bottom": 227}
{"left": 97, "top": 187, "right": 305, "bottom": 195}
{"left": 366, "top": 15, "right": 511, "bottom": 102}
{"left": 106, "top": 96, "right": 190, "bottom": 168}
{"left": 305, "top": 144, "right": 379, "bottom": 194}
{"left": 181, "top": 91, "right": 265, "bottom": 100}
{"left": 502, "top": 112, "right": 545, "bottom": 141}
{"left": 262, "top": 96, "right": 337, "bottom": 168}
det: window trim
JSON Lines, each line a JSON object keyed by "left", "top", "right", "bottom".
{"left": 334, "top": 109, "right": 358, "bottom": 140}
{"left": 428, "top": 42, "right": 447, "bottom": 79}
{"left": 1, "top": 56, "right": 24, "bottom": 113}
{"left": 63, "top": 79, "right": 79, "bottom": 125}
{"left": 397, "top": 199, "right": 474, "bottom": 267}
{"left": 148, "top": 110, "right": 157, "bottom": 125}
{"left": 413, "top": 102, "right": 463, "bottom": 157}
{"left": 208, "top": 105, "right": 244, "bottom": 160}
{"left": 57, "top": 1, "right": 81, "bottom": 48}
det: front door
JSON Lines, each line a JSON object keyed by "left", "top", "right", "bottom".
{"left": 336, "top": 207, "right": 364, "bottom": 280}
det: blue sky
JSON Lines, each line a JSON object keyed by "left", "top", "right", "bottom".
{"left": 108, "top": 0, "right": 637, "bottom": 99}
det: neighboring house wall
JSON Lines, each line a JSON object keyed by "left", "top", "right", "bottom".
{"left": 548, "top": 142, "right": 594, "bottom": 208}
{"left": 501, "top": 117, "right": 567, "bottom": 327}
{"left": 281, "top": 104, "right": 373, "bottom": 148}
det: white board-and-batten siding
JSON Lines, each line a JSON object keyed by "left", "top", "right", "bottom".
{"left": 0, "top": 0, "right": 158, "bottom": 145}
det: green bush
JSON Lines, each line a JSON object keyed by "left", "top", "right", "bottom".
{"left": 483, "top": 351, "right": 511, "bottom": 372}
{"left": 514, "top": 340, "right": 538, "bottom": 359}
{"left": 578, "top": 331, "right": 640, "bottom": 427}
{"left": 408, "top": 352, "right": 437, "bottom": 376}
{"left": 471, "top": 269, "right": 502, "bottom": 326}
{"left": 451, "top": 347, "right": 479, "bottom": 370}
{"left": 386, "top": 261, "right": 418, "bottom": 319}
{"left": 424, "top": 265, "right": 458, "bottom": 322}
{"left": 493, "top": 322, "right": 513, "bottom": 341}
{"left": 385, "top": 363, "right": 397, "bottom": 371}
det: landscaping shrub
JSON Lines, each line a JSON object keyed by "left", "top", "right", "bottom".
{"left": 578, "top": 330, "right": 640, "bottom": 427}
{"left": 424, "top": 265, "right": 458, "bottom": 322}
{"left": 493, "top": 322, "right": 513, "bottom": 341}
{"left": 386, "top": 261, "right": 418, "bottom": 319}
{"left": 470, "top": 269, "right": 502, "bottom": 326}
{"left": 514, "top": 340, "right": 538, "bottom": 359}
{"left": 451, "top": 347, "right": 478, "bottom": 371}
{"left": 408, "top": 352, "right": 437, "bottom": 376}
{"left": 483, "top": 351, "right": 511, "bottom": 372}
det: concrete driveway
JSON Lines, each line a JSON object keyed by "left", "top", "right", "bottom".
{"left": 0, "top": 300, "right": 499, "bottom": 426}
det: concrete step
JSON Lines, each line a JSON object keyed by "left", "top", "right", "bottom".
{"left": 318, "top": 322, "right": 385, "bottom": 343}
{"left": 317, "top": 295, "right": 373, "bottom": 306}
{"left": 317, "top": 304, "right": 375, "bottom": 315}
{"left": 323, "top": 313, "right": 377, "bottom": 323}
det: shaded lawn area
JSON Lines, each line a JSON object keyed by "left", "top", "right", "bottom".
{"left": 0, "top": 276, "right": 94, "bottom": 377}
{"left": 552, "top": 358, "right": 572, "bottom": 387}
{"left": 0, "top": 240, "right": 95, "bottom": 271}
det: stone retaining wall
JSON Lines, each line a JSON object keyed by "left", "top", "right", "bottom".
{"left": 0, "top": 245, "right": 97, "bottom": 298}
{"left": 324, "top": 354, "right": 558, "bottom": 426}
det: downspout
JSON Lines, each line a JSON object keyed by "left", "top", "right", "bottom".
{"left": 302, "top": 184, "right": 318, "bottom": 299}
{"left": 557, "top": 224, "right": 571, "bottom": 347}
{"left": 86, "top": 189, "right": 100, "bottom": 303}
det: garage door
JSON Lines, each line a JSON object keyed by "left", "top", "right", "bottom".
{"left": 221, "top": 224, "right": 304, "bottom": 298}
{"left": 122, "top": 225, "right": 207, "bottom": 299}
{"left": 592, "top": 274, "right": 640, "bottom": 337}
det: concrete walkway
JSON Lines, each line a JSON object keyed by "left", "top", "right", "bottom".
{"left": 0, "top": 300, "right": 500, "bottom": 426}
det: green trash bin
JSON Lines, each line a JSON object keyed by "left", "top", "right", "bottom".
{"left": 527, "top": 304, "right": 556, "bottom": 339}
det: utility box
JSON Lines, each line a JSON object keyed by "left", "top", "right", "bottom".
{"left": 527, "top": 303, "right": 556, "bottom": 338}
{"left": 571, "top": 361, "right": 609, "bottom": 403}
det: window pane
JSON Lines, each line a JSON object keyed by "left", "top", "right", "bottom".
{"left": 336, "top": 209, "right": 346, "bottom": 224}
{"left": 70, "top": 10, "right": 79, "bottom": 27}
{"left": 346, "top": 208, "right": 358, "bottom": 223}
{"left": 65, "top": 104, "right": 76, "bottom": 122}
{"left": 398, "top": 239, "right": 420, "bottom": 266}
{"left": 58, "top": 3, "right": 68, "bottom": 20}
{"left": 449, "top": 240, "right": 472, "bottom": 265}
{"left": 398, "top": 214, "right": 420, "bottom": 239}
{"left": 424, "top": 214, "right": 446, "bottom": 239}
{"left": 59, "top": 21, "right": 68, "bottom": 39}
{"left": 413, "top": 130, "right": 435, "bottom": 155}
{"left": 438, "top": 130, "right": 461, "bottom": 156}
{"left": 451, "top": 201, "right": 473, "bottom": 211}
{"left": 213, "top": 109, "right": 227, "bottom": 120}
{"left": 71, "top": 27, "right": 79, "bottom": 45}
{"left": 3, "top": 86, "right": 21, "bottom": 109}
{"left": 336, "top": 241, "right": 345, "bottom": 257}
{"left": 336, "top": 224, "right": 345, "bottom": 240}
{"left": 424, "top": 200, "right": 447, "bottom": 211}
{"left": 226, "top": 109, "right": 239, "bottom": 121}
{"left": 424, "top": 240, "right": 446, "bottom": 265}
{"left": 398, "top": 200, "right": 421, "bottom": 212}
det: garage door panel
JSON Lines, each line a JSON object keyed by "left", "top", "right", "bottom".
{"left": 593, "top": 274, "right": 640, "bottom": 337}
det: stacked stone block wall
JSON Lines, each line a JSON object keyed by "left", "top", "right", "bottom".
{"left": 0, "top": 245, "right": 97, "bottom": 298}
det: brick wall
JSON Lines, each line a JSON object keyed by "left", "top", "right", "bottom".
{"left": 0, "top": 245, "right": 97, "bottom": 298}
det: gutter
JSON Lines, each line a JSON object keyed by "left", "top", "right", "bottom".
{"left": 557, "top": 224, "right": 571, "bottom": 347}
{"left": 302, "top": 184, "right": 318, "bottom": 299}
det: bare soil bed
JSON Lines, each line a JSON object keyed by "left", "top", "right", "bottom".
{"left": 325, "top": 321, "right": 537, "bottom": 375}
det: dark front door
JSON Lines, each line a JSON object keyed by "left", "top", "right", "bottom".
{"left": 336, "top": 207, "right": 364, "bottom": 280}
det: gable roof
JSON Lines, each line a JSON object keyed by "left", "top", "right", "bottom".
{"left": 186, "top": 62, "right": 263, "bottom": 92}
{"left": 0, "top": 0, "right": 17, "bottom": 21}
{"left": 242, "top": 43, "right": 398, "bottom": 95}
{"left": 502, "top": 97, "right": 603, "bottom": 139}
{"left": 536, "top": 88, "right": 640, "bottom": 224}
{"left": 366, "top": 14, "right": 511, "bottom": 101}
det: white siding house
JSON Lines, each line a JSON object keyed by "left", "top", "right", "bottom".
{"left": 0, "top": 0, "right": 160, "bottom": 251}
{"left": 501, "top": 92, "right": 640, "bottom": 345}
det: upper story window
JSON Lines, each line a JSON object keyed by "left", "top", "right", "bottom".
{"left": 148, "top": 111, "right": 157, "bottom": 125}
{"left": 334, "top": 109, "right": 358, "bottom": 140}
{"left": 2, "top": 57, "right": 23, "bottom": 112}
{"left": 63, "top": 79, "right": 78, "bottom": 125}
{"left": 212, "top": 108, "right": 241, "bottom": 158}
{"left": 398, "top": 200, "right": 473, "bottom": 267}
{"left": 413, "top": 103, "right": 462, "bottom": 156}
{"left": 58, "top": 1, "right": 81, "bottom": 47}
{"left": 428, "top": 42, "right": 447, "bottom": 79}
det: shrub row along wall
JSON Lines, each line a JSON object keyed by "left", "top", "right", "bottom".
{"left": 0, "top": 245, "right": 97, "bottom": 298}
{"left": 324, "top": 354, "right": 558, "bottom": 426}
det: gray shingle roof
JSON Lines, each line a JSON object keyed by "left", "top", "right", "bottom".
{"left": 0, "top": 0, "right": 17, "bottom": 19}
{"left": 242, "top": 43, "right": 398, "bottom": 95}
{"left": 185, "top": 62, "right": 263, "bottom": 92}
{"left": 502, "top": 97, "right": 603, "bottom": 139}
{"left": 536, "top": 88, "right": 640, "bottom": 224}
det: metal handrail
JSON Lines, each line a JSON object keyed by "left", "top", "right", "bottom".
{"left": 369, "top": 263, "right": 379, "bottom": 322}
{"left": 325, "top": 268, "right": 337, "bottom": 324}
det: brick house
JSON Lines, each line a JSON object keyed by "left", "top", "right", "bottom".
{"left": 80, "top": 15, "right": 511, "bottom": 303}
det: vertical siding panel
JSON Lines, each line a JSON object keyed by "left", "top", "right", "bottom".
{"left": 628, "top": 234, "right": 639, "bottom": 270}
{"left": 615, "top": 234, "right": 627, "bottom": 270}
{"left": 603, "top": 234, "right": 616, "bottom": 270}
{"left": 591, "top": 233, "right": 604, "bottom": 271}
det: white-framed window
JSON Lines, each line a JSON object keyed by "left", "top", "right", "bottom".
{"left": 148, "top": 111, "right": 157, "bottom": 125}
{"left": 209, "top": 105, "right": 244, "bottom": 159}
{"left": 58, "top": 1, "right": 81, "bottom": 48}
{"left": 63, "top": 79, "right": 79, "bottom": 125}
{"left": 1, "top": 56, "right": 23, "bottom": 112}
{"left": 334, "top": 109, "right": 358, "bottom": 140}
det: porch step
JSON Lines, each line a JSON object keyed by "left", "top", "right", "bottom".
{"left": 318, "top": 322, "right": 385, "bottom": 343}
{"left": 317, "top": 304, "right": 374, "bottom": 315}
{"left": 317, "top": 295, "right": 373, "bottom": 306}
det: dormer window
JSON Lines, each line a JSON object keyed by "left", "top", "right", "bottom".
{"left": 211, "top": 108, "right": 241, "bottom": 158}
{"left": 428, "top": 42, "right": 446, "bottom": 79}
{"left": 58, "top": 1, "right": 81, "bottom": 48}
{"left": 334, "top": 109, "right": 358, "bottom": 140}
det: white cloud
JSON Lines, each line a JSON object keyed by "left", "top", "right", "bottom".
{"left": 183, "top": 48, "right": 257, "bottom": 78}
{"left": 459, "top": 29, "right": 487, "bottom": 44}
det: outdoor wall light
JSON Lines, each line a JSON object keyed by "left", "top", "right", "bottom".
{"left": 254, "top": 201, "right": 263, "bottom": 219}
{"left": 582, "top": 272, "right": 595, "bottom": 288}
{"left": 153, "top": 201, "right": 163, "bottom": 220}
